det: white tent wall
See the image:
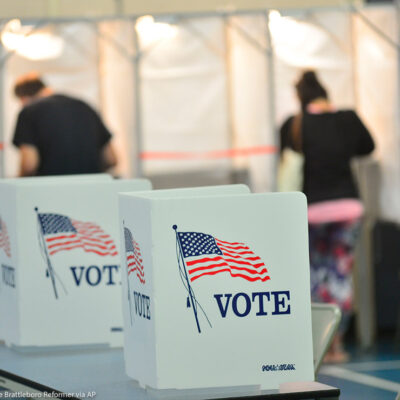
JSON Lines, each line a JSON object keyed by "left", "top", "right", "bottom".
{"left": 353, "top": 6, "right": 400, "bottom": 223}
{"left": 228, "top": 15, "right": 276, "bottom": 193}
{"left": 2, "top": 23, "right": 103, "bottom": 177}
{"left": 139, "top": 17, "right": 231, "bottom": 176}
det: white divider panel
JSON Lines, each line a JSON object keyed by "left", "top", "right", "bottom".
{"left": 119, "top": 187, "right": 313, "bottom": 392}
{"left": 0, "top": 178, "right": 151, "bottom": 348}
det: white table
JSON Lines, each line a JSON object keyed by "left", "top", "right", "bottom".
{"left": 0, "top": 344, "right": 340, "bottom": 400}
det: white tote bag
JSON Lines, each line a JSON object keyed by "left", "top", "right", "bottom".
{"left": 277, "top": 114, "right": 304, "bottom": 192}
{"left": 277, "top": 148, "right": 304, "bottom": 192}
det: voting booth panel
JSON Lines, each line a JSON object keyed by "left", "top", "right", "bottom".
{"left": 0, "top": 173, "right": 113, "bottom": 342}
{"left": 0, "top": 187, "right": 18, "bottom": 343}
{"left": 119, "top": 188, "right": 314, "bottom": 391}
{"left": 0, "top": 178, "right": 151, "bottom": 348}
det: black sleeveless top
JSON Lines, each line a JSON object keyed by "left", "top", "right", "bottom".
{"left": 280, "top": 110, "right": 375, "bottom": 204}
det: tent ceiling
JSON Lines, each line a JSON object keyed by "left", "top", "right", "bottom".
{"left": 0, "top": 0, "right": 363, "bottom": 20}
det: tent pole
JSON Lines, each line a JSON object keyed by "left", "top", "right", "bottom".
{"left": 350, "top": 6, "right": 376, "bottom": 350}
{"left": 132, "top": 18, "right": 143, "bottom": 178}
{"left": 265, "top": 10, "right": 277, "bottom": 191}
{"left": 94, "top": 22, "right": 106, "bottom": 126}
{"left": 223, "top": 17, "right": 236, "bottom": 184}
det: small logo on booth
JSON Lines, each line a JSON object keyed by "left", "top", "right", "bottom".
{"left": 35, "top": 208, "right": 118, "bottom": 299}
{"left": 173, "top": 225, "right": 270, "bottom": 333}
{"left": 0, "top": 217, "right": 11, "bottom": 258}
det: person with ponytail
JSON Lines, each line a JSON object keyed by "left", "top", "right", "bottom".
{"left": 280, "top": 70, "right": 375, "bottom": 362}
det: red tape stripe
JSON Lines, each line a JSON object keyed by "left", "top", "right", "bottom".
{"left": 140, "top": 145, "right": 277, "bottom": 160}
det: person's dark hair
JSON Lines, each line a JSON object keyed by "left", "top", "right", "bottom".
{"left": 14, "top": 74, "right": 46, "bottom": 98}
{"left": 295, "top": 70, "right": 328, "bottom": 110}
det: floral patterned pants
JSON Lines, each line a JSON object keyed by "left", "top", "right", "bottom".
{"left": 308, "top": 218, "right": 362, "bottom": 334}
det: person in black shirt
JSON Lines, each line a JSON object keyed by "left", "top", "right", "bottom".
{"left": 12, "top": 72, "right": 117, "bottom": 176}
{"left": 280, "top": 71, "right": 375, "bottom": 363}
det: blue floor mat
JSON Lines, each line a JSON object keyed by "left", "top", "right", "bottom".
{"left": 316, "top": 339, "right": 400, "bottom": 399}
{"left": 317, "top": 373, "right": 398, "bottom": 400}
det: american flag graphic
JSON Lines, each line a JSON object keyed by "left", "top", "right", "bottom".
{"left": 38, "top": 213, "right": 118, "bottom": 257}
{"left": 124, "top": 227, "right": 145, "bottom": 284}
{"left": 0, "top": 217, "right": 11, "bottom": 258}
{"left": 177, "top": 231, "right": 270, "bottom": 282}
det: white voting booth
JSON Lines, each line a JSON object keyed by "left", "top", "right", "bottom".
{"left": 0, "top": 173, "right": 114, "bottom": 342}
{"left": 0, "top": 175, "right": 151, "bottom": 348}
{"left": 118, "top": 185, "right": 314, "bottom": 393}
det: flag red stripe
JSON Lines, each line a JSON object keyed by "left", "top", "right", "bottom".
{"left": 126, "top": 260, "right": 143, "bottom": 270}
{"left": 78, "top": 229, "right": 106, "bottom": 235}
{"left": 128, "top": 265, "right": 145, "bottom": 283}
{"left": 128, "top": 267, "right": 145, "bottom": 277}
{"left": 73, "top": 228, "right": 99, "bottom": 232}
{"left": 49, "top": 244, "right": 83, "bottom": 254}
{"left": 134, "top": 274, "right": 145, "bottom": 284}
{"left": 126, "top": 250, "right": 144, "bottom": 275}
{"left": 73, "top": 223, "right": 100, "bottom": 229}
{"left": 74, "top": 224, "right": 102, "bottom": 229}
{"left": 190, "top": 268, "right": 271, "bottom": 282}
{"left": 50, "top": 247, "right": 118, "bottom": 256}
{"left": 215, "top": 239, "right": 244, "bottom": 246}
{"left": 189, "top": 250, "right": 261, "bottom": 261}
{"left": 218, "top": 243, "right": 251, "bottom": 252}
{"left": 79, "top": 240, "right": 115, "bottom": 250}
{"left": 217, "top": 243, "right": 251, "bottom": 252}
{"left": 127, "top": 260, "right": 145, "bottom": 275}
{"left": 217, "top": 243, "right": 250, "bottom": 251}
{"left": 46, "top": 234, "right": 76, "bottom": 242}
{"left": 47, "top": 239, "right": 80, "bottom": 249}
{"left": 127, "top": 253, "right": 142, "bottom": 261}
{"left": 220, "top": 248, "right": 255, "bottom": 256}
{"left": 187, "top": 256, "right": 265, "bottom": 269}
{"left": 127, "top": 250, "right": 141, "bottom": 259}
{"left": 77, "top": 236, "right": 112, "bottom": 245}
{"left": 127, "top": 253, "right": 143, "bottom": 261}
{"left": 50, "top": 244, "right": 117, "bottom": 256}
{"left": 222, "top": 254, "right": 261, "bottom": 261}
{"left": 188, "top": 261, "right": 268, "bottom": 276}
{"left": 0, "top": 221, "right": 11, "bottom": 258}
{"left": 45, "top": 231, "right": 116, "bottom": 248}
{"left": 73, "top": 221, "right": 98, "bottom": 226}
{"left": 83, "top": 248, "right": 118, "bottom": 256}
{"left": 47, "top": 238, "right": 114, "bottom": 252}
{"left": 45, "top": 235, "right": 110, "bottom": 247}
{"left": 125, "top": 239, "right": 145, "bottom": 284}
{"left": 128, "top": 265, "right": 145, "bottom": 276}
